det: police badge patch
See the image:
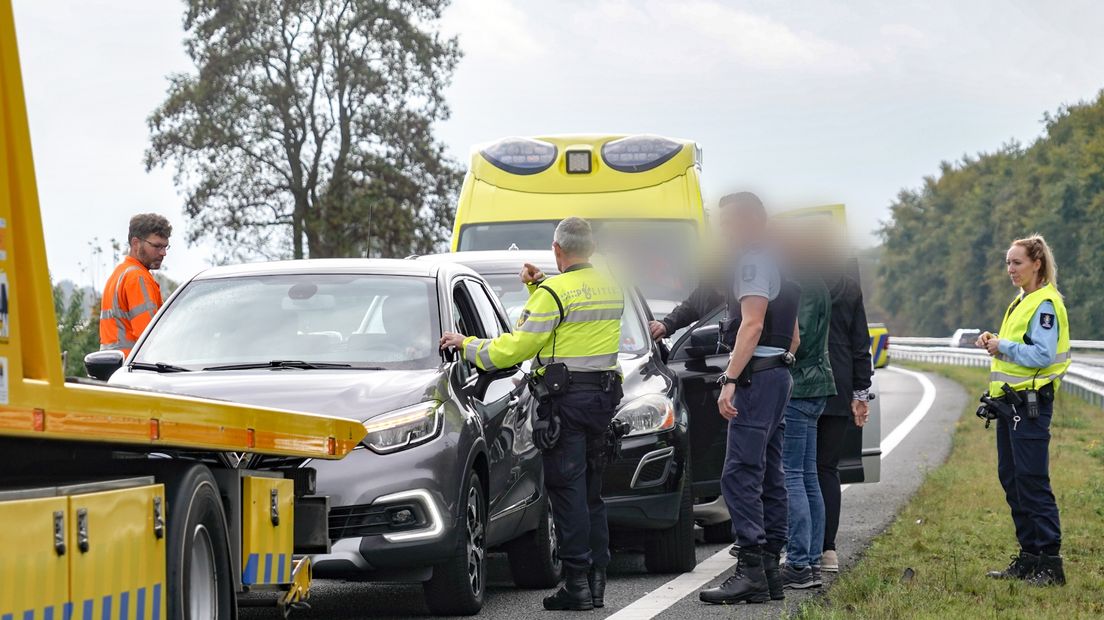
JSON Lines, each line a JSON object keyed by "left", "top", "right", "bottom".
{"left": 516, "top": 309, "right": 531, "bottom": 329}
{"left": 742, "top": 264, "right": 757, "bottom": 282}
{"left": 1040, "top": 313, "right": 1055, "bottom": 329}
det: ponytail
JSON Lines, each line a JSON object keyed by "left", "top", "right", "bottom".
{"left": 1011, "top": 233, "right": 1058, "bottom": 290}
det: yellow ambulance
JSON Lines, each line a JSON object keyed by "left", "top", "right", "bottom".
{"left": 450, "top": 134, "right": 705, "bottom": 303}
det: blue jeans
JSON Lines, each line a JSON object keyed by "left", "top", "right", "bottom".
{"left": 783, "top": 397, "right": 827, "bottom": 567}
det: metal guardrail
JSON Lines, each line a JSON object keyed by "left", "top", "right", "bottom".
{"left": 893, "top": 336, "right": 1104, "bottom": 350}
{"left": 888, "top": 343, "right": 1104, "bottom": 408}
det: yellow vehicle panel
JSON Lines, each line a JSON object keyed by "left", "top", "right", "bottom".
{"left": 467, "top": 134, "right": 701, "bottom": 194}
{"left": 452, "top": 134, "right": 705, "bottom": 252}
{"left": 241, "top": 477, "right": 294, "bottom": 586}
{"left": 0, "top": 495, "right": 68, "bottom": 619}
{"left": 68, "top": 483, "right": 166, "bottom": 620}
{"left": 1, "top": 1, "right": 365, "bottom": 458}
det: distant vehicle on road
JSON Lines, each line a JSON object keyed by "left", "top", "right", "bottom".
{"left": 93, "top": 259, "right": 561, "bottom": 616}
{"left": 951, "top": 328, "right": 982, "bottom": 348}
{"left": 450, "top": 134, "right": 705, "bottom": 308}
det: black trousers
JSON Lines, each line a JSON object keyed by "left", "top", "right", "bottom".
{"left": 542, "top": 387, "right": 619, "bottom": 572}
{"left": 816, "top": 414, "right": 851, "bottom": 552}
{"left": 996, "top": 396, "right": 1061, "bottom": 554}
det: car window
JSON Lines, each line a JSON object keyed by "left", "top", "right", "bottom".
{"left": 463, "top": 279, "right": 505, "bottom": 339}
{"left": 669, "top": 305, "right": 727, "bottom": 362}
{"left": 134, "top": 274, "right": 440, "bottom": 370}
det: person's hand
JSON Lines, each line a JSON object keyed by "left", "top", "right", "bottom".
{"left": 439, "top": 331, "right": 466, "bottom": 351}
{"left": 718, "top": 383, "right": 739, "bottom": 420}
{"left": 649, "top": 320, "right": 668, "bottom": 340}
{"left": 976, "top": 331, "right": 994, "bottom": 348}
{"left": 520, "top": 263, "right": 545, "bottom": 284}
{"left": 851, "top": 399, "right": 869, "bottom": 428}
{"left": 984, "top": 337, "right": 1002, "bottom": 356}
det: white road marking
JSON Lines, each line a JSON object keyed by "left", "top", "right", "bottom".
{"left": 606, "top": 366, "right": 937, "bottom": 620}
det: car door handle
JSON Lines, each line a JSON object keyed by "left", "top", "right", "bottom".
{"left": 507, "top": 395, "right": 521, "bottom": 409}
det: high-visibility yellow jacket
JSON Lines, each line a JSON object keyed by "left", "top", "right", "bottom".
{"left": 99, "top": 256, "right": 163, "bottom": 356}
{"left": 989, "top": 283, "right": 1071, "bottom": 397}
{"left": 462, "top": 264, "right": 623, "bottom": 374}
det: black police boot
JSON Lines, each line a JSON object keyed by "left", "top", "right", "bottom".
{"left": 1027, "top": 553, "right": 1066, "bottom": 587}
{"left": 543, "top": 567, "right": 594, "bottom": 611}
{"left": 762, "top": 550, "right": 785, "bottom": 601}
{"left": 588, "top": 566, "right": 607, "bottom": 608}
{"left": 699, "top": 547, "right": 770, "bottom": 605}
{"left": 986, "top": 550, "right": 1037, "bottom": 580}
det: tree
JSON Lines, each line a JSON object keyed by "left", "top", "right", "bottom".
{"left": 53, "top": 281, "right": 101, "bottom": 377}
{"left": 876, "top": 92, "right": 1104, "bottom": 339}
{"left": 147, "top": 0, "right": 462, "bottom": 261}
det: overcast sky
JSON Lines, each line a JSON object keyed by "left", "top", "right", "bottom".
{"left": 13, "top": 0, "right": 1104, "bottom": 288}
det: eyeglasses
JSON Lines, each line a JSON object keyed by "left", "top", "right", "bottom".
{"left": 140, "top": 238, "right": 170, "bottom": 251}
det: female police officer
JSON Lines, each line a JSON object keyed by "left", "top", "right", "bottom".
{"left": 977, "top": 234, "right": 1071, "bottom": 586}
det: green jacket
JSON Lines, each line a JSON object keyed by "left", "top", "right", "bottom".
{"left": 790, "top": 277, "right": 836, "bottom": 399}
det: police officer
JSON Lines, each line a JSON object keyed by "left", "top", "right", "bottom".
{"left": 978, "top": 234, "right": 1071, "bottom": 586}
{"left": 440, "top": 217, "right": 624, "bottom": 611}
{"left": 699, "top": 193, "right": 801, "bottom": 605}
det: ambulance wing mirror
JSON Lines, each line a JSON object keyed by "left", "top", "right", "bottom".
{"left": 84, "top": 350, "right": 125, "bottom": 381}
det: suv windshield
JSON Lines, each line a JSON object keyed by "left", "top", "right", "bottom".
{"left": 134, "top": 274, "right": 440, "bottom": 370}
{"left": 481, "top": 273, "right": 648, "bottom": 355}
{"left": 458, "top": 219, "right": 699, "bottom": 302}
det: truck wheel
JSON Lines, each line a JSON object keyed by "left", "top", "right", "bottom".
{"left": 424, "top": 470, "right": 486, "bottom": 615}
{"left": 505, "top": 498, "right": 562, "bottom": 588}
{"left": 644, "top": 468, "right": 698, "bottom": 573}
{"left": 702, "top": 520, "right": 735, "bottom": 544}
{"left": 159, "top": 463, "right": 235, "bottom": 620}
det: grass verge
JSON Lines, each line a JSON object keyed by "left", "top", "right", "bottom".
{"left": 791, "top": 363, "right": 1104, "bottom": 620}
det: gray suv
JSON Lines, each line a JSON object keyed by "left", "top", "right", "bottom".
{"left": 91, "top": 259, "right": 558, "bottom": 616}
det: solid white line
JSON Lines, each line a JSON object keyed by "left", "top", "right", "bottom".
{"left": 606, "top": 366, "right": 937, "bottom": 620}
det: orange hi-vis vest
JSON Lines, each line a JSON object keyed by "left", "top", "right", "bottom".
{"left": 99, "top": 256, "right": 163, "bottom": 356}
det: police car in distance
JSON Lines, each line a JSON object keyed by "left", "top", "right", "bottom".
{"left": 86, "top": 258, "right": 564, "bottom": 616}
{"left": 417, "top": 251, "right": 698, "bottom": 574}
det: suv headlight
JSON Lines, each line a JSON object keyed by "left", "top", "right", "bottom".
{"left": 614, "top": 394, "right": 675, "bottom": 437}
{"left": 480, "top": 137, "right": 557, "bottom": 175}
{"left": 600, "top": 135, "right": 683, "bottom": 172}
{"left": 363, "top": 402, "right": 442, "bottom": 454}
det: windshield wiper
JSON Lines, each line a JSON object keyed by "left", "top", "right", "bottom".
{"left": 202, "top": 360, "right": 354, "bottom": 371}
{"left": 130, "top": 361, "right": 192, "bottom": 373}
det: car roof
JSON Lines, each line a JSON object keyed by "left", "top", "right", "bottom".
{"left": 415, "top": 250, "right": 557, "bottom": 274}
{"left": 191, "top": 258, "right": 477, "bottom": 281}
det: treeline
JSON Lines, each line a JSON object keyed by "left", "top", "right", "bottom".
{"left": 877, "top": 92, "right": 1104, "bottom": 339}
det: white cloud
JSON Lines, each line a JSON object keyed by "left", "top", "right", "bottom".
{"left": 567, "top": 0, "right": 870, "bottom": 77}
{"left": 443, "top": 0, "right": 546, "bottom": 64}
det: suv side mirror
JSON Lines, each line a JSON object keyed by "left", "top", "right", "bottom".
{"left": 84, "top": 350, "right": 125, "bottom": 381}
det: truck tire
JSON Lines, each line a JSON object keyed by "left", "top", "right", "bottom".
{"left": 159, "top": 463, "right": 235, "bottom": 620}
{"left": 644, "top": 468, "right": 698, "bottom": 573}
{"left": 702, "top": 520, "right": 735, "bottom": 544}
{"left": 505, "top": 498, "right": 562, "bottom": 588}
{"left": 424, "top": 470, "right": 486, "bottom": 616}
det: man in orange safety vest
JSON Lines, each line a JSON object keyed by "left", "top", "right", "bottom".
{"left": 99, "top": 213, "right": 172, "bottom": 356}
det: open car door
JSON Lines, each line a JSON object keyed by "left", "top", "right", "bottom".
{"left": 666, "top": 300, "right": 879, "bottom": 491}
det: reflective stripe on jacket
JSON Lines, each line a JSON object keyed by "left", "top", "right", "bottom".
{"left": 989, "top": 283, "right": 1071, "bottom": 397}
{"left": 99, "top": 256, "right": 163, "bottom": 356}
{"left": 461, "top": 265, "right": 624, "bottom": 374}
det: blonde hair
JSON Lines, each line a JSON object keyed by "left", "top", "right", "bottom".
{"left": 1011, "top": 233, "right": 1058, "bottom": 289}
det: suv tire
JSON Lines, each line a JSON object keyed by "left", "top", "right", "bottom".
{"left": 505, "top": 498, "right": 562, "bottom": 588}
{"left": 644, "top": 466, "right": 697, "bottom": 573}
{"left": 424, "top": 470, "right": 486, "bottom": 615}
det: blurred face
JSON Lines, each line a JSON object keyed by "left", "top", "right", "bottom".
{"left": 133, "top": 233, "right": 169, "bottom": 270}
{"left": 1005, "top": 245, "right": 1040, "bottom": 289}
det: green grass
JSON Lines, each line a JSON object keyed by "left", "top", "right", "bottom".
{"left": 790, "top": 363, "right": 1104, "bottom": 620}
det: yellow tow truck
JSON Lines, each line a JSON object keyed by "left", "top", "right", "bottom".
{"left": 0, "top": 4, "right": 365, "bottom": 618}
